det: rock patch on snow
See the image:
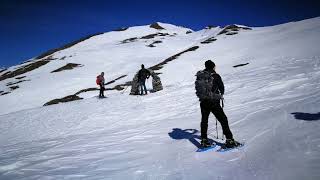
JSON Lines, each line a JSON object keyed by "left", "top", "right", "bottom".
{"left": 51, "top": 63, "right": 83, "bottom": 73}
{"left": 43, "top": 95, "right": 83, "bottom": 106}
{"left": 6, "top": 79, "right": 30, "bottom": 86}
{"left": 233, "top": 63, "right": 249, "bottom": 68}
{"left": 149, "top": 46, "right": 199, "bottom": 71}
{"left": 200, "top": 37, "right": 217, "bottom": 44}
{"left": 150, "top": 23, "right": 165, "bottom": 30}
{"left": 218, "top": 24, "right": 252, "bottom": 35}
{"left": 0, "top": 57, "right": 53, "bottom": 81}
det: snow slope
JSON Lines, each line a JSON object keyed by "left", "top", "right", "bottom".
{"left": 0, "top": 18, "right": 320, "bottom": 180}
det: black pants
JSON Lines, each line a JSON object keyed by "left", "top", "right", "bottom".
{"left": 99, "top": 83, "right": 105, "bottom": 97}
{"left": 139, "top": 79, "right": 147, "bottom": 95}
{"left": 200, "top": 100, "right": 233, "bottom": 140}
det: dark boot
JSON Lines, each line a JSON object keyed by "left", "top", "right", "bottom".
{"left": 201, "top": 138, "right": 212, "bottom": 147}
{"left": 225, "top": 139, "right": 241, "bottom": 148}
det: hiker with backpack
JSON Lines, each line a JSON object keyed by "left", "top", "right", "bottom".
{"left": 195, "top": 60, "right": 240, "bottom": 148}
{"left": 96, "top": 72, "right": 105, "bottom": 98}
{"left": 138, "top": 64, "right": 151, "bottom": 95}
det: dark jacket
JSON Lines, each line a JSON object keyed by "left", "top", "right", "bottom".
{"left": 138, "top": 68, "right": 151, "bottom": 81}
{"left": 205, "top": 69, "right": 224, "bottom": 95}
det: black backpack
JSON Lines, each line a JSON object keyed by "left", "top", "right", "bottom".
{"left": 195, "top": 70, "right": 222, "bottom": 101}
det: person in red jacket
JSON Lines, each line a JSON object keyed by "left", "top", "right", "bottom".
{"left": 96, "top": 72, "right": 105, "bottom": 98}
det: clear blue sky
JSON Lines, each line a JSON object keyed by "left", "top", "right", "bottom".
{"left": 1, "top": 0, "right": 319, "bottom": 68}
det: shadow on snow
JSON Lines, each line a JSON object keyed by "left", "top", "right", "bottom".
{"left": 291, "top": 112, "right": 320, "bottom": 121}
{"left": 168, "top": 128, "right": 224, "bottom": 149}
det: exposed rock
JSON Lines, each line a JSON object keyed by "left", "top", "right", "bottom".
{"left": 233, "top": 63, "right": 249, "bottom": 68}
{"left": 141, "top": 33, "right": 169, "bottom": 39}
{"left": 113, "top": 27, "right": 129, "bottom": 31}
{"left": 60, "top": 56, "right": 67, "bottom": 60}
{"left": 6, "top": 79, "right": 30, "bottom": 86}
{"left": 51, "top": 63, "right": 83, "bottom": 73}
{"left": 74, "top": 88, "right": 99, "bottom": 96}
{"left": 201, "top": 37, "right": 217, "bottom": 44}
{"left": 44, "top": 74, "right": 128, "bottom": 106}
{"left": 186, "top": 30, "right": 192, "bottom": 34}
{"left": 130, "top": 69, "right": 163, "bottom": 95}
{"left": 150, "top": 71, "right": 163, "bottom": 92}
{"left": 150, "top": 23, "right": 165, "bottom": 30}
{"left": 43, "top": 95, "right": 83, "bottom": 106}
{"left": 149, "top": 46, "right": 199, "bottom": 71}
{"left": 147, "top": 40, "right": 162, "bottom": 47}
{"left": 121, "top": 33, "right": 169, "bottom": 44}
{"left": 121, "top": 37, "right": 138, "bottom": 44}
{"left": 226, "top": 32, "right": 238, "bottom": 35}
{"left": 15, "top": 76, "right": 26, "bottom": 80}
{"left": 129, "top": 73, "right": 140, "bottom": 95}
{"left": 0, "top": 92, "right": 10, "bottom": 96}
{"left": 104, "top": 75, "right": 127, "bottom": 86}
{"left": 206, "top": 25, "right": 216, "bottom": 29}
{"left": 9, "top": 86, "right": 19, "bottom": 90}
{"left": 0, "top": 58, "right": 51, "bottom": 82}
{"left": 218, "top": 24, "right": 252, "bottom": 35}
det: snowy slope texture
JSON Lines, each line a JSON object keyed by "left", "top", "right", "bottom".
{"left": 0, "top": 18, "right": 320, "bottom": 180}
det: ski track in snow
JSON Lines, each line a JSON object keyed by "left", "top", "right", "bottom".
{"left": 1, "top": 19, "right": 320, "bottom": 180}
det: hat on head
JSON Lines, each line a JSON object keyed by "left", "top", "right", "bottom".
{"left": 205, "top": 60, "right": 215, "bottom": 69}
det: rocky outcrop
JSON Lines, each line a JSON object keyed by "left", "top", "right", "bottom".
{"left": 150, "top": 23, "right": 165, "bottom": 30}
{"left": 51, "top": 63, "right": 83, "bottom": 73}
{"left": 0, "top": 56, "right": 54, "bottom": 81}
{"left": 130, "top": 69, "right": 163, "bottom": 95}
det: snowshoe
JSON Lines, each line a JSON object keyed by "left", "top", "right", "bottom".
{"left": 201, "top": 138, "right": 212, "bottom": 148}
{"left": 225, "top": 139, "right": 242, "bottom": 148}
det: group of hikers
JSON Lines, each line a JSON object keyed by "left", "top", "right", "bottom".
{"left": 96, "top": 64, "right": 150, "bottom": 98}
{"left": 96, "top": 60, "right": 240, "bottom": 148}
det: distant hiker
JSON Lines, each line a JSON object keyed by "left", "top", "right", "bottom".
{"left": 96, "top": 72, "right": 105, "bottom": 98}
{"left": 195, "top": 60, "right": 240, "bottom": 148}
{"left": 138, "top": 64, "right": 151, "bottom": 95}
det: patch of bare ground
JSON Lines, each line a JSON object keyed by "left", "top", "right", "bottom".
{"left": 201, "top": 37, "right": 217, "bottom": 44}
{"left": 121, "top": 37, "right": 138, "bottom": 44}
{"left": 233, "top": 63, "right": 249, "bottom": 68}
{"left": 0, "top": 92, "right": 11, "bottom": 96}
{"left": 0, "top": 56, "right": 54, "bottom": 82}
{"left": 6, "top": 80, "right": 30, "bottom": 86}
{"left": 44, "top": 95, "right": 83, "bottom": 106}
{"left": 15, "top": 76, "right": 26, "bottom": 80}
{"left": 113, "top": 27, "right": 129, "bottom": 31}
{"left": 9, "top": 86, "right": 19, "bottom": 90}
{"left": 150, "top": 23, "right": 165, "bottom": 30}
{"left": 149, "top": 46, "right": 199, "bottom": 71}
{"left": 51, "top": 63, "right": 83, "bottom": 73}
{"left": 218, "top": 24, "right": 252, "bottom": 35}
{"left": 147, "top": 40, "right": 162, "bottom": 47}
{"left": 43, "top": 75, "right": 127, "bottom": 106}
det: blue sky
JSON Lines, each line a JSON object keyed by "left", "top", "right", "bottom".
{"left": 1, "top": 0, "right": 319, "bottom": 68}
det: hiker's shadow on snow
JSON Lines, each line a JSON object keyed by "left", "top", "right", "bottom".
{"left": 168, "top": 128, "right": 221, "bottom": 149}
{"left": 291, "top": 112, "right": 320, "bottom": 121}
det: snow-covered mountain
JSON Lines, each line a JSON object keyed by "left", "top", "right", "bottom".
{"left": 0, "top": 18, "right": 320, "bottom": 179}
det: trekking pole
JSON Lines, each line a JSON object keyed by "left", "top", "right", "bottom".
{"left": 216, "top": 118, "right": 218, "bottom": 139}
{"left": 220, "top": 97, "right": 224, "bottom": 140}
{"left": 221, "top": 96, "right": 224, "bottom": 108}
